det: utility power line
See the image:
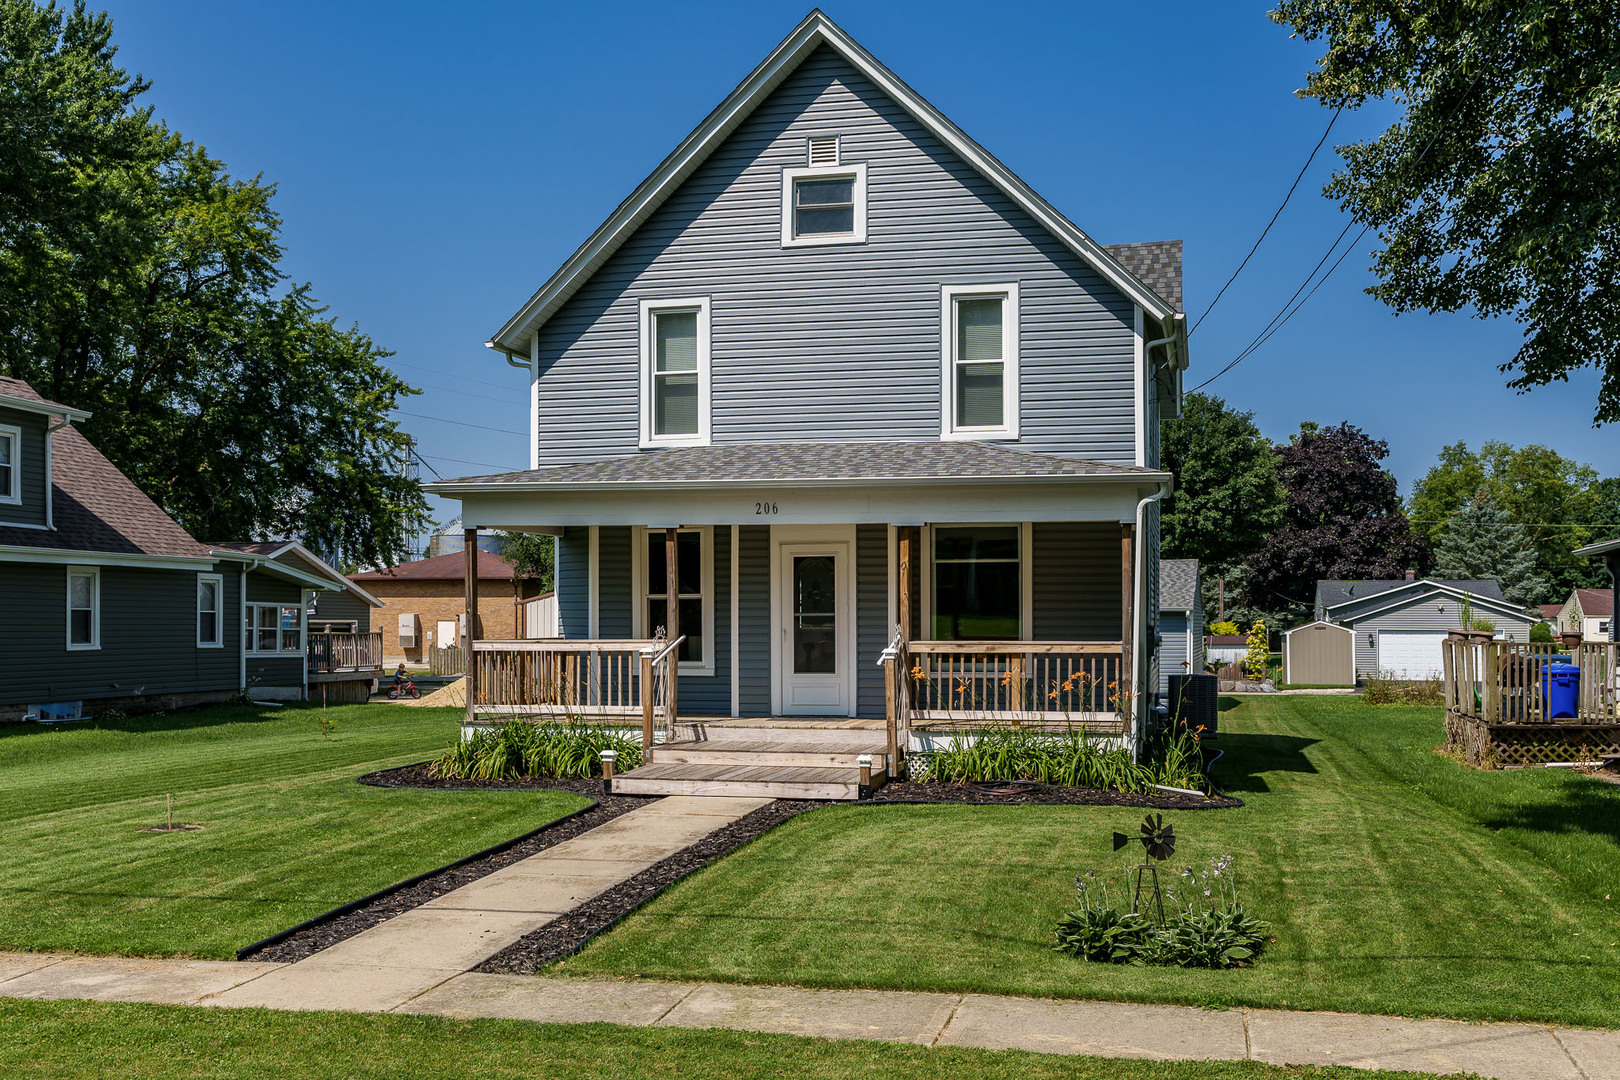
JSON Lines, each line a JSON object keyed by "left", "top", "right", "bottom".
{"left": 394, "top": 410, "right": 526, "bottom": 436}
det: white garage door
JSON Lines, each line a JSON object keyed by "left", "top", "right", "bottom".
{"left": 1377, "top": 631, "right": 1447, "bottom": 679}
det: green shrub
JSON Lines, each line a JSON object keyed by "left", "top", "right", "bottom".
{"left": 1053, "top": 906, "right": 1150, "bottom": 963}
{"left": 1530, "top": 621, "right": 1555, "bottom": 643}
{"left": 1055, "top": 856, "right": 1268, "bottom": 969}
{"left": 1140, "top": 904, "right": 1268, "bottom": 968}
{"left": 428, "top": 720, "right": 641, "bottom": 781}
{"left": 918, "top": 725, "right": 1206, "bottom": 793}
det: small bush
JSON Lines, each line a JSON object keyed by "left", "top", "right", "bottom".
{"left": 1055, "top": 857, "right": 1268, "bottom": 970}
{"left": 1053, "top": 906, "right": 1150, "bottom": 963}
{"left": 1363, "top": 674, "right": 1443, "bottom": 706}
{"left": 1530, "top": 621, "right": 1555, "bottom": 643}
{"left": 428, "top": 720, "right": 641, "bottom": 781}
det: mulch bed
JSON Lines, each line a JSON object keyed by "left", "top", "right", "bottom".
{"left": 868, "top": 780, "right": 1242, "bottom": 809}
{"left": 476, "top": 799, "right": 819, "bottom": 975}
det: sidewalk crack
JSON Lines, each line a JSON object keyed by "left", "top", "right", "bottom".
{"left": 1549, "top": 1027, "right": 1590, "bottom": 1080}
{"left": 0, "top": 956, "right": 68, "bottom": 988}
{"left": 650, "top": 982, "right": 702, "bottom": 1026}
{"left": 1241, "top": 1008, "right": 1253, "bottom": 1060}
{"left": 929, "top": 995, "right": 966, "bottom": 1048}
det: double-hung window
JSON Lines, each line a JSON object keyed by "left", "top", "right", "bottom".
{"left": 639, "top": 297, "right": 710, "bottom": 447}
{"left": 245, "top": 602, "right": 302, "bottom": 655}
{"left": 66, "top": 566, "right": 99, "bottom": 650}
{"left": 780, "top": 163, "right": 867, "bottom": 247}
{"left": 634, "top": 527, "right": 713, "bottom": 673}
{"left": 941, "top": 284, "right": 1019, "bottom": 439}
{"left": 197, "top": 573, "right": 224, "bottom": 647}
{"left": 930, "top": 526, "right": 1024, "bottom": 641}
{"left": 0, "top": 424, "right": 19, "bottom": 505}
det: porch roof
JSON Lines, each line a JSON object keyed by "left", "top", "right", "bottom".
{"left": 427, "top": 441, "right": 1169, "bottom": 494}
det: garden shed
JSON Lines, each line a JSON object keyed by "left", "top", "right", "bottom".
{"left": 1282, "top": 621, "right": 1354, "bottom": 687}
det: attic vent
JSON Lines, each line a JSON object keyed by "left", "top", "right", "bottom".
{"left": 807, "top": 135, "right": 840, "bottom": 167}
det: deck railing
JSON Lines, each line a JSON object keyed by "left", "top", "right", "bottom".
{"left": 469, "top": 637, "right": 684, "bottom": 756}
{"left": 307, "top": 632, "right": 383, "bottom": 674}
{"left": 898, "top": 640, "right": 1126, "bottom": 730}
{"left": 1444, "top": 638, "right": 1619, "bottom": 723}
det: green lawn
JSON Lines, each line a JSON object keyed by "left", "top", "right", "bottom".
{"left": 0, "top": 703, "right": 588, "bottom": 959}
{"left": 559, "top": 696, "right": 1620, "bottom": 1028}
{"left": 0, "top": 999, "right": 1463, "bottom": 1079}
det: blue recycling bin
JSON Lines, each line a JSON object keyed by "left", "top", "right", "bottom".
{"left": 1541, "top": 662, "right": 1580, "bottom": 719}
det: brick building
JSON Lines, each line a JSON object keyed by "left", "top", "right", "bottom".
{"left": 352, "top": 550, "right": 548, "bottom": 665}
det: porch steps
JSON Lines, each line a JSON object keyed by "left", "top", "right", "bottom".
{"left": 612, "top": 723, "right": 892, "bottom": 800}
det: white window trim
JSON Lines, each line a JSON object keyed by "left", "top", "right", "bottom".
{"left": 66, "top": 565, "right": 100, "bottom": 651}
{"left": 940, "top": 283, "right": 1020, "bottom": 440}
{"left": 630, "top": 525, "right": 715, "bottom": 676}
{"left": 197, "top": 572, "right": 225, "bottom": 648}
{"left": 638, "top": 296, "right": 712, "bottom": 449}
{"left": 245, "top": 601, "right": 306, "bottom": 656}
{"left": 780, "top": 162, "right": 868, "bottom": 247}
{"left": 0, "top": 423, "right": 21, "bottom": 506}
{"left": 920, "top": 522, "right": 1033, "bottom": 641}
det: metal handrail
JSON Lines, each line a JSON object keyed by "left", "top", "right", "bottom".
{"left": 645, "top": 635, "right": 687, "bottom": 665}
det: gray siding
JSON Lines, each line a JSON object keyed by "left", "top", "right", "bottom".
{"left": 557, "top": 526, "right": 589, "bottom": 637}
{"left": 1031, "top": 522, "right": 1122, "bottom": 641}
{"left": 1346, "top": 596, "right": 1534, "bottom": 678}
{"left": 737, "top": 525, "right": 771, "bottom": 714}
{"left": 1145, "top": 504, "right": 1161, "bottom": 703}
{"left": 532, "top": 46, "right": 1138, "bottom": 466}
{"left": 856, "top": 523, "right": 887, "bottom": 718}
{"left": 0, "top": 562, "right": 240, "bottom": 705}
{"left": 310, "top": 587, "right": 372, "bottom": 630}
{"left": 0, "top": 404, "right": 48, "bottom": 528}
{"left": 599, "top": 526, "right": 632, "bottom": 637}
{"left": 1159, "top": 612, "right": 1189, "bottom": 696}
{"left": 244, "top": 571, "right": 304, "bottom": 689}
{"left": 676, "top": 525, "right": 731, "bottom": 714}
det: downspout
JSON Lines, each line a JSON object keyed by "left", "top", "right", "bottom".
{"left": 43, "top": 415, "right": 74, "bottom": 530}
{"left": 1132, "top": 481, "right": 1170, "bottom": 758}
{"left": 238, "top": 563, "right": 248, "bottom": 692}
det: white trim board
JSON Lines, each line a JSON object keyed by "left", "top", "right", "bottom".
{"left": 0, "top": 422, "right": 21, "bottom": 506}
{"left": 484, "top": 11, "right": 1177, "bottom": 356}
{"left": 0, "top": 546, "right": 215, "bottom": 571}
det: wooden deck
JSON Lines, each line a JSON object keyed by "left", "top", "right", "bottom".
{"left": 611, "top": 721, "right": 890, "bottom": 800}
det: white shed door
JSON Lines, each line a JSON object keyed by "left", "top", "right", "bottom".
{"left": 1377, "top": 631, "right": 1447, "bottom": 679}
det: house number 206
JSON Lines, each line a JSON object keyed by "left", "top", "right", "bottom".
{"left": 754, "top": 501, "right": 779, "bottom": 515}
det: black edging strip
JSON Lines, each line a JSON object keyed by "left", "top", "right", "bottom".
{"left": 234, "top": 785, "right": 618, "bottom": 960}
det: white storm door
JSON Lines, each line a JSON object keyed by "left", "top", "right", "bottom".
{"left": 775, "top": 542, "right": 852, "bottom": 715}
{"left": 1377, "top": 631, "right": 1446, "bottom": 679}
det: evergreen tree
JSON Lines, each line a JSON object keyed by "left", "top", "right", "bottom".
{"left": 1432, "top": 495, "right": 1552, "bottom": 609}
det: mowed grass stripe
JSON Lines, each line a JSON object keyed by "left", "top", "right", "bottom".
{"left": 0, "top": 703, "right": 589, "bottom": 958}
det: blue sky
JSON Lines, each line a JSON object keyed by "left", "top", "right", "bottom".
{"left": 99, "top": 1, "right": 1617, "bottom": 536}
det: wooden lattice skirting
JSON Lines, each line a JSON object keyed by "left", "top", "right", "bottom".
{"left": 1445, "top": 709, "right": 1620, "bottom": 767}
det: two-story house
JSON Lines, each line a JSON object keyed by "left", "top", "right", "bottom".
{"left": 428, "top": 12, "right": 1188, "bottom": 798}
{"left": 0, "top": 375, "right": 383, "bottom": 718}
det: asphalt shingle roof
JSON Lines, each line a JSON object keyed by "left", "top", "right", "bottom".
{"left": 1575, "top": 588, "right": 1614, "bottom": 617}
{"left": 353, "top": 549, "right": 518, "bottom": 582}
{"left": 1315, "top": 579, "right": 1504, "bottom": 611}
{"left": 1103, "top": 241, "right": 1183, "bottom": 312}
{"left": 1160, "top": 558, "right": 1199, "bottom": 611}
{"left": 0, "top": 378, "right": 210, "bottom": 560}
{"left": 437, "top": 441, "right": 1166, "bottom": 488}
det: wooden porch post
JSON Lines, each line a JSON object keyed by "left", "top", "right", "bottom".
{"left": 464, "top": 529, "right": 478, "bottom": 727}
{"left": 1120, "top": 523, "right": 1135, "bottom": 737}
{"left": 665, "top": 528, "right": 679, "bottom": 725}
{"left": 897, "top": 526, "right": 916, "bottom": 643}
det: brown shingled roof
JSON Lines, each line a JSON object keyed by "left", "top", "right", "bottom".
{"left": 353, "top": 549, "right": 518, "bottom": 582}
{"left": 1576, "top": 588, "right": 1614, "bottom": 617}
{"left": 0, "top": 374, "right": 82, "bottom": 415}
{"left": 1103, "top": 240, "right": 1183, "bottom": 312}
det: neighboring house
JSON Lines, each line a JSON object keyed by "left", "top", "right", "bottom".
{"left": 353, "top": 550, "right": 548, "bottom": 666}
{"left": 425, "top": 11, "right": 1187, "bottom": 769}
{"left": 1313, "top": 578, "right": 1534, "bottom": 681}
{"left": 1553, "top": 588, "right": 1613, "bottom": 642}
{"left": 1572, "top": 538, "right": 1619, "bottom": 643}
{"left": 1536, "top": 602, "right": 1564, "bottom": 631}
{"left": 1205, "top": 635, "right": 1247, "bottom": 667}
{"left": 0, "top": 376, "right": 377, "bottom": 716}
{"left": 1158, "top": 559, "right": 1203, "bottom": 695}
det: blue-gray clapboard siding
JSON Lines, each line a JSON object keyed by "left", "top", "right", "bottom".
{"left": 599, "top": 526, "right": 632, "bottom": 637}
{"left": 245, "top": 570, "right": 304, "bottom": 689}
{"left": 1145, "top": 504, "right": 1161, "bottom": 701}
{"left": 1031, "top": 522, "right": 1121, "bottom": 641}
{"left": 1159, "top": 611, "right": 1189, "bottom": 695}
{"left": 737, "top": 525, "right": 771, "bottom": 714}
{"left": 531, "top": 45, "right": 1138, "bottom": 466}
{"left": 856, "top": 524, "right": 888, "bottom": 717}
{"left": 0, "top": 404, "right": 48, "bottom": 528}
{"left": 309, "top": 586, "right": 372, "bottom": 630}
{"left": 557, "top": 527, "right": 589, "bottom": 637}
{"left": 0, "top": 562, "right": 240, "bottom": 706}
{"left": 1346, "top": 598, "right": 1533, "bottom": 678}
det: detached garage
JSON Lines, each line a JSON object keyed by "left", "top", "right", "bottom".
{"left": 1315, "top": 578, "right": 1536, "bottom": 682}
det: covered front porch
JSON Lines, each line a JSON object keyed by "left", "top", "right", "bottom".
{"left": 429, "top": 442, "right": 1168, "bottom": 796}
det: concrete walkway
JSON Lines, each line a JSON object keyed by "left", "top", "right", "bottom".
{"left": 2, "top": 955, "right": 1616, "bottom": 1079}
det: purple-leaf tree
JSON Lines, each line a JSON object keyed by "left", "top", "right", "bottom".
{"left": 1244, "top": 422, "right": 1425, "bottom": 617}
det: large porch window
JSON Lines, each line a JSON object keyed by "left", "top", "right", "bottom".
{"left": 930, "top": 525, "right": 1022, "bottom": 640}
{"left": 634, "top": 526, "right": 714, "bottom": 673}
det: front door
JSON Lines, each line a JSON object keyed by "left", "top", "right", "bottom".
{"left": 775, "top": 539, "right": 852, "bottom": 715}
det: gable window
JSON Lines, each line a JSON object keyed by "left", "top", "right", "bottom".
{"left": 197, "top": 573, "right": 224, "bottom": 648}
{"left": 930, "top": 526, "right": 1023, "bottom": 641}
{"left": 941, "top": 283, "right": 1019, "bottom": 439}
{"left": 780, "top": 163, "right": 868, "bottom": 247}
{"left": 633, "top": 526, "right": 714, "bottom": 674}
{"left": 67, "top": 566, "right": 99, "bottom": 650}
{"left": 639, "top": 297, "right": 710, "bottom": 448}
{"left": 245, "top": 602, "right": 302, "bottom": 655}
{"left": 0, "top": 424, "right": 18, "bottom": 505}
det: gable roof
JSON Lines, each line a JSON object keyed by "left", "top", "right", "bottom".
{"left": 212, "top": 540, "right": 383, "bottom": 606}
{"left": 429, "top": 440, "right": 1167, "bottom": 493}
{"left": 0, "top": 375, "right": 92, "bottom": 421}
{"left": 1538, "top": 602, "right": 1564, "bottom": 620}
{"left": 1315, "top": 578, "right": 1503, "bottom": 611}
{"left": 1330, "top": 581, "right": 1531, "bottom": 625}
{"left": 486, "top": 10, "right": 1186, "bottom": 361}
{"left": 353, "top": 549, "right": 518, "bottom": 583}
{"left": 0, "top": 378, "right": 212, "bottom": 564}
{"left": 1574, "top": 588, "right": 1614, "bottom": 618}
{"left": 1160, "top": 558, "right": 1198, "bottom": 611}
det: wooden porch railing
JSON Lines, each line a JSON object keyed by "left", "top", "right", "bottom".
{"left": 1443, "top": 638, "right": 1620, "bottom": 723}
{"left": 307, "top": 632, "right": 383, "bottom": 674}
{"left": 899, "top": 640, "right": 1126, "bottom": 729}
{"left": 469, "top": 637, "right": 685, "bottom": 757}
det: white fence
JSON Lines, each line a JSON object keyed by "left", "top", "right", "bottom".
{"left": 523, "top": 594, "right": 558, "bottom": 638}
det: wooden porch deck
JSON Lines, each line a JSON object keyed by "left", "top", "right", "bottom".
{"left": 1443, "top": 638, "right": 1620, "bottom": 766}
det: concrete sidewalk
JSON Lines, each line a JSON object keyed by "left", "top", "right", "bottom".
{"left": 2, "top": 954, "right": 1616, "bottom": 1079}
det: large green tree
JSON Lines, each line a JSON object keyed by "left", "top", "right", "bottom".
{"left": 1407, "top": 440, "right": 1601, "bottom": 591}
{"left": 1432, "top": 494, "right": 1552, "bottom": 607}
{"left": 0, "top": 0, "right": 427, "bottom": 566}
{"left": 1271, "top": 0, "right": 1620, "bottom": 423}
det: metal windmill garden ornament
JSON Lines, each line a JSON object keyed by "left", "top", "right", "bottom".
{"left": 1112, "top": 813, "right": 1176, "bottom": 923}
